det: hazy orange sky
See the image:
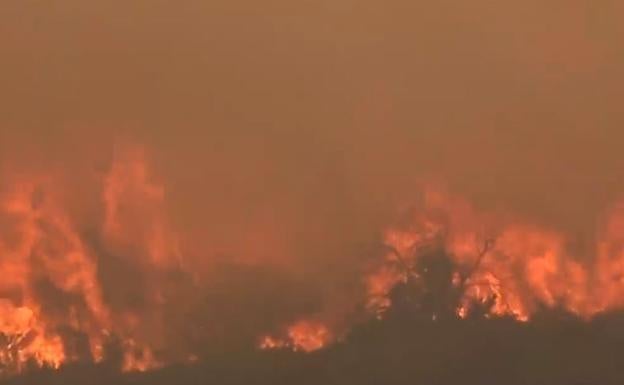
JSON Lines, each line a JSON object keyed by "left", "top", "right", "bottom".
{"left": 2, "top": 0, "right": 624, "bottom": 253}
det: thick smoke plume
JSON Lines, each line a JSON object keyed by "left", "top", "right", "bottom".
{"left": 1, "top": 0, "right": 624, "bottom": 378}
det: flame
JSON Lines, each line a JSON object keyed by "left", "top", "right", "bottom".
{"left": 259, "top": 320, "right": 332, "bottom": 352}
{"left": 121, "top": 340, "right": 161, "bottom": 373}
{"left": 6, "top": 143, "right": 624, "bottom": 376}
{"left": 366, "top": 187, "right": 624, "bottom": 322}
{"left": 0, "top": 145, "right": 177, "bottom": 376}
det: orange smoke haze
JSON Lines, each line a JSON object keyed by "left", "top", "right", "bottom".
{"left": 2, "top": 141, "right": 624, "bottom": 371}
{"left": 2, "top": 0, "right": 624, "bottom": 377}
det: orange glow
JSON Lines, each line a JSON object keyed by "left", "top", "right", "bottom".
{"left": 367, "top": 187, "right": 624, "bottom": 322}
{"left": 0, "top": 145, "right": 172, "bottom": 376}
{"left": 121, "top": 340, "right": 161, "bottom": 373}
{"left": 6, "top": 144, "right": 624, "bottom": 376}
{"left": 259, "top": 320, "right": 332, "bottom": 353}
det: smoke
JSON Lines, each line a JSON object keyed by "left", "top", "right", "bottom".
{"left": 1, "top": 0, "right": 624, "bottom": 374}
{"left": 3, "top": 0, "right": 624, "bottom": 228}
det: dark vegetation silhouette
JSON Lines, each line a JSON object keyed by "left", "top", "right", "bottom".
{"left": 4, "top": 246, "right": 624, "bottom": 385}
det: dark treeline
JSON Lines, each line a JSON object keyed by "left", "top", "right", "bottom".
{"left": 6, "top": 311, "right": 624, "bottom": 385}
{"left": 4, "top": 250, "right": 624, "bottom": 385}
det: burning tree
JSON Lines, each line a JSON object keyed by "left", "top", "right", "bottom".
{"left": 382, "top": 237, "right": 500, "bottom": 322}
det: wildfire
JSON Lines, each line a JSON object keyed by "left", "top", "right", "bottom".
{"left": 259, "top": 320, "right": 332, "bottom": 353}
{"left": 0, "top": 145, "right": 176, "bottom": 376}
{"left": 366, "top": 187, "right": 624, "bottom": 323}
{"left": 4, "top": 143, "right": 624, "bottom": 377}
{"left": 121, "top": 340, "right": 161, "bottom": 373}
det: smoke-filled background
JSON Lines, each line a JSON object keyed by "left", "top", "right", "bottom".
{"left": 3, "top": 0, "right": 624, "bottom": 232}
{"left": 2, "top": 0, "right": 624, "bottom": 383}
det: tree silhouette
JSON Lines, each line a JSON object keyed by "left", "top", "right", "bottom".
{"left": 385, "top": 238, "right": 497, "bottom": 321}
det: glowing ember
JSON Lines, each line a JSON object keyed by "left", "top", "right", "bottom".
{"left": 121, "top": 340, "right": 161, "bottom": 373}
{"left": 259, "top": 320, "right": 332, "bottom": 352}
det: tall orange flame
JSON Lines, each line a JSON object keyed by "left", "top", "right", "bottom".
{"left": 0, "top": 145, "right": 178, "bottom": 375}
{"left": 5, "top": 144, "right": 624, "bottom": 373}
{"left": 366, "top": 187, "right": 624, "bottom": 323}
